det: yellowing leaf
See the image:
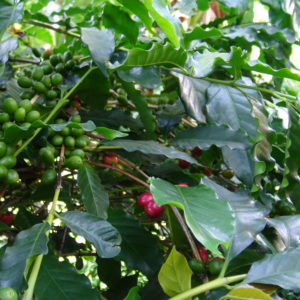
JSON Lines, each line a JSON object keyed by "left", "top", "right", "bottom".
{"left": 250, "top": 284, "right": 277, "bottom": 295}
{"left": 222, "top": 287, "right": 274, "bottom": 300}
{"left": 158, "top": 246, "right": 192, "bottom": 298}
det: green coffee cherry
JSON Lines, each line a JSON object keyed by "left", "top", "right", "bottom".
{"left": 71, "top": 128, "right": 84, "bottom": 137}
{"left": 49, "top": 54, "right": 60, "bottom": 66}
{"left": 32, "top": 47, "right": 42, "bottom": 57}
{"left": 64, "top": 136, "right": 75, "bottom": 148}
{"left": 14, "top": 107, "right": 26, "bottom": 122}
{"left": 0, "top": 142, "right": 7, "bottom": 158}
{"left": 51, "top": 73, "right": 63, "bottom": 86}
{"left": 32, "top": 67, "right": 44, "bottom": 81}
{"left": 65, "top": 60, "right": 75, "bottom": 70}
{"left": 20, "top": 91, "right": 34, "bottom": 99}
{"left": 46, "top": 90, "right": 58, "bottom": 100}
{"left": 0, "top": 155, "right": 17, "bottom": 168}
{"left": 17, "top": 76, "right": 32, "bottom": 88}
{"left": 5, "top": 169, "right": 19, "bottom": 185}
{"left": 71, "top": 115, "right": 81, "bottom": 123}
{"left": 19, "top": 100, "right": 32, "bottom": 112}
{"left": 41, "top": 63, "right": 53, "bottom": 75}
{"left": 42, "top": 76, "right": 52, "bottom": 88}
{"left": 70, "top": 149, "right": 85, "bottom": 159}
{"left": 55, "top": 63, "right": 64, "bottom": 72}
{"left": 0, "top": 112, "right": 10, "bottom": 123}
{"left": 3, "top": 98, "right": 18, "bottom": 114}
{"left": 2, "top": 122, "right": 14, "bottom": 131}
{"left": 32, "top": 81, "right": 47, "bottom": 94}
{"left": 51, "top": 135, "right": 63, "bottom": 146}
{"left": 26, "top": 110, "right": 40, "bottom": 123}
{"left": 65, "top": 155, "right": 83, "bottom": 169}
{"left": 0, "top": 165, "right": 8, "bottom": 180}
{"left": 63, "top": 51, "right": 72, "bottom": 62}
{"left": 41, "top": 169, "right": 57, "bottom": 185}
{"left": 61, "top": 127, "right": 70, "bottom": 136}
{"left": 75, "top": 136, "right": 88, "bottom": 148}
{"left": 39, "top": 147, "right": 55, "bottom": 165}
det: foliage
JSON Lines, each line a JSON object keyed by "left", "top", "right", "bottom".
{"left": 0, "top": 0, "right": 300, "bottom": 299}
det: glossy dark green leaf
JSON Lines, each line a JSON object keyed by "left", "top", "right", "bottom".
{"left": 245, "top": 248, "right": 300, "bottom": 290}
{"left": 172, "top": 125, "right": 251, "bottom": 150}
{"left": 78, "top": 164, "right": 109, "bottom": 220}
{"left": 81, "top": 27, "right": 115, "bottom": 77}
{"left": 118, "top": 0, "right": 153, "bottom": 32}
{"left": 105, "top": 139, "right": 199, "bottom": 165}
{"left": 103, "top": 4, "right": 139, "bottom": 44}
{"left": 35, "top": 255, "right": 99, "bottom": 300}
{"left": 267, "top": 215, "right": 300, "bottom": 249}
{"left": 174, "top": 73, "right": 210, "bottom": 122}
{"left": 158, "top": 246, "right": 193, "bottom": 297}
{"left": 71, "top": 68, "right": 110, "bottom": 110}
{"left": 0, "top": 221, "right": 10, "bottom": 231}
{"left": 222, "top": 147, "right": 255, "bottom": 187}
{"left": 150, "top": 178, "right": 235, "bottom": 256}
{"left": 144, "top": 0, "right": 182, "bottom": 47}
{"left": 206, "top": 84, "right": 257, "bottom": 139}
{"left": 108, "top": 209, "right": 163, "bottom": 277}
{"left": 203, "top": 178, "right": 269, "bottom": 259}
{"left": 60, "top": 211, "right": 121, "bottom": 258}
{"left": 121, "top": 82, "right": 156, "bottom": 139}
{"left": 121, "top": 43, "right": 187, "bottom": 69}
{"left": 0, "top": 223, "right": 50, "bottom": 291}
{"left": 0, "top": 0, "right": 23, "bottom": 38}
{"left": 117, "top": 67, "right": 162, "bottom": 89}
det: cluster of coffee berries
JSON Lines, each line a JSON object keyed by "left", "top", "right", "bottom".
{"left": 188, "top": 245, "right": 225, "bottom": 275}
{"left": 137, "top": 192, "right": 164, "bottom": 218}
{"left": 16, "top": 50, "right": 76, "bottom": 107}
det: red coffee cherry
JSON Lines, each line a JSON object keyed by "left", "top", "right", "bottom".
{"left": 178, "top": 159, "right": 191, "bottom": 169}
{"left": 144, "top": 200, "right": 164, "bottom": 218}
{"left": 137, "top": 192, "right": 153, "bottom": 207}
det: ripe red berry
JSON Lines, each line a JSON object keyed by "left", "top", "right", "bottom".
{"left": 178, "top": 183, "right": 189, "bottom": 187}
{"left": 197, "top": 246, "right": 209, "bottom": 263}
{"left": 211, "top": 256, "right": 225, "bottom": 261}
{"left": 191, "top": 147, "right": 203, "bottom": 157}
{"left": 138, "top": 192, "right": 153, "bottom": 207}
{"left": 103, "top": 154, "right": 119, "bottom": 166}
{"left": 145, "top": 89, "right": 153, "bottom": 94}
{"left": 203, "top": 167, "right": 213, "bottom": 176}
{"left": 144, "top": 200, "right": 164, "bottom": 218}
{"left": 178, "top": 159, "right": 191, "bottom": 169}
{"left": 0, "top": 212, "right": 14, "bottom": 225}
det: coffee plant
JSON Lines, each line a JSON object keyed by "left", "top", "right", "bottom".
{"left": 1, "top": 0, "right": 300, "bottom": 299}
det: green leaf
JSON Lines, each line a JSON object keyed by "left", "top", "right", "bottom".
{"left": 244, "top": 60, "right": 300, "bottom": 81}
{"left": 118, "top": 0, "right": 153, "bottom": 32}
{"left": 0, "top": 223, "right": 50, "bottom": 291}
{"left": 103, "top": 4, "right": 139, "bottom": 44}
{"left": 218, "top": 0, "right": 248, "bottom": 12}
{"left": 150, "top": 178, "right": 235, "bottom": 256}
{"left": 71, "top": 67, "right": 110, "bottom": 110}
{"left": 0, "top": 37, "right": 18, "bottom": 65}
{"left": 144, "top": 0, "right": 182, "bottom": 47}
{"left": 174, "top": 73, "right": 210, "bottom": 122}
{"left": 206, "top": 84, "right": 257, "bottom": 140}
{"left": 121, "top": 82, "right": 156, "bottom": 139}
{"left": 59, "top": 211, "right": 121, "bottom": 258}
{"left": 203, "top": 178, "right": 269, "bottom": 259}
{"left": 81, "top": 27, "right": 115, "bottom": 77}
{"left": 105, "top": 139, "right": 199, "bottom": 165}
{"left": 35, "top": 255, "right": 99, "bottom": 300}
{"left": 184, "top": 27, "right": 221, "bottom": 45}
{"left": 284, "top": 0, "right": 300, "bottom": 38}
{"left": 0, "top": 221, "right": 10, "bottom": 232}
{"left": 117, "top": 66, "right": 162, "bottom": 89}
{"left": 245, "top": 248, "right": 300, "bottom": 290}
{"left": 0, "top": 0, "right": 23, "bottom": 39}
{"left": 78, "top": 164, "right": 109, "bottom": 220}
{"left": 222, "top": 287, "right": 274, "bottom": 300}
{"left": 188, "top": 50, "right": 232, "bottom": 78}
{"left": 172, "top": 125, "right": 251, "bottom": 150}
{"left": 108, "top": 209, "right": 164, "bottom": 277}
{"left": 222, "top": 147, "right": 255, "bottom": 187}
{"left": 124, "top": 286, "right": 141, "bottom": 300}
{"left": 95, "top": 127, "right": 128, "bottom": 140}
{"left": 196, "top": 0, "right": 209, "bottom": 10}
{"left": 267, "top": 215, "right": 300, "bottom": 249}
{"left": 121, "top": 43, "right": 187, "bottom": 69}
{"left": 158, "top": 246, "right": 192, "bottom": 298}
{"left": 25, "top": 27, "right": 53, "bottom": 44}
